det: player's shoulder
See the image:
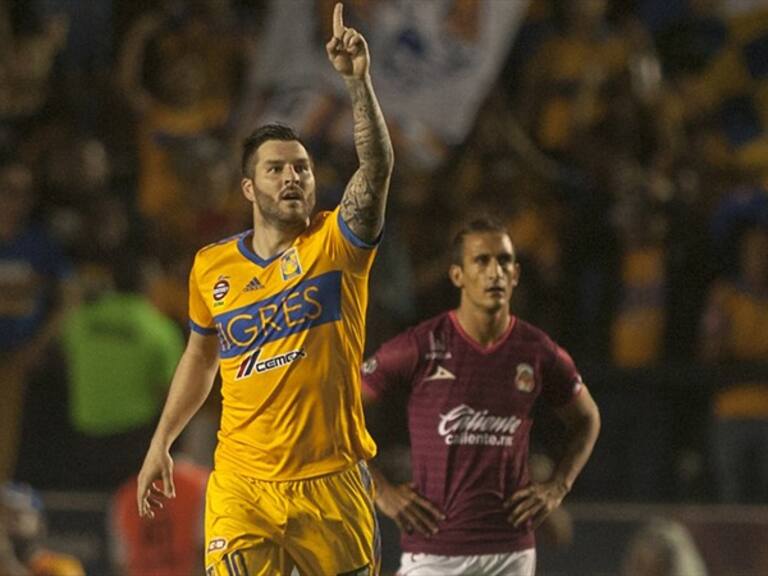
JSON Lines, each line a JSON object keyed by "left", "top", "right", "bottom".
{"left": 197, "top": 230, "right": 251, "bottom": 255}
{"left": 413, "top": 310, "right": 453, "bottom": 333}
{"left": 512, "top": 316, "right": 557, "bottom": 347}
{"left": 194, "top": 230, "right": 251, "bottom": 265}
{"left": 309, "top": 209, "right": 334, "bottom": 230}
{"left": 284, "top": 210, "right": 335, "bottom": 246}
{"left": 396, "top": 311, "right": 454, "bottom": 347}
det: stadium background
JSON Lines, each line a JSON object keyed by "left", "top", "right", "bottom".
{"left": 2, "top": 0, "right": 768, "bottom": 573}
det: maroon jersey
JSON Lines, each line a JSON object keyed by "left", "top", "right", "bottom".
{"left": 362, "top": 311, "right": 582, "bottom": 556}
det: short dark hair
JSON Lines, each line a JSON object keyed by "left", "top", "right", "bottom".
{"left": 241, "top": 123, "right": 306, "bottom": 177}
{"left": 450, "top": 216, "right": 511, "bottom": 266}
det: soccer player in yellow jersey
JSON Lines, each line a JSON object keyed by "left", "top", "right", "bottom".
{"left": 136, "top": 3, "right": 394, "bottom": 574}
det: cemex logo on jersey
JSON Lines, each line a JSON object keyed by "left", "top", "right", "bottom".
{"left": 236, "top": 348, "right": 307, "bottom": 380}
{"left": 438, "top": 404, "right": 521, "bottom": 447}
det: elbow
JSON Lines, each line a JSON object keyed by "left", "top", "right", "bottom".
{"left": 372, "top": 144, "right": 394, "bottom": 180}
{"left": 385, "top": 142, "right": 395, "bottom": 173}
{"left": 588, "top": 404, "right": 601, "bottom": 445}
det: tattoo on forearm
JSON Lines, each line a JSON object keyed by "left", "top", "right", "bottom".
{"left": 340, "top": 78, "right": 394, "bottom": 243}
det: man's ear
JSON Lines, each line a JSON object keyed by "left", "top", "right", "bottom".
{"left": 511, "top": 262, "right": 521, "bottom": 287}
{"left": 241, "top": 177, "right": 255, "bottom": 202}
{"left": 449, "top": 264, "right": 463, "bottom": 289}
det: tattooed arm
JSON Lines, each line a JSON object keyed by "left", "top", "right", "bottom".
{"left": 326, "top": 2, "right": 394, "bottom": 243}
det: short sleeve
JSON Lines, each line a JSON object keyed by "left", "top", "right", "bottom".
{"left": 361, "top": 329, "right": 420, "bottom": 400}
{"left": 320, "top": 207, "right": 380, "bottom": 276}
{"left": 188, "top": 255, "right": 215, "bottom": 335}
{"left": 541, "top": 342, "right": 583, "bottom": 407}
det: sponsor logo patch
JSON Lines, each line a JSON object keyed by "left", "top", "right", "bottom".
{"left": 243, "top": 276, "right": 263, "bottom": 292}
{"left": 438, "top": 404, "right": 521, "bottom": 447}
{"left": 236, "top": 348, "right": 306, "bottom": 380}
{"left": 425, "top": 331, "right": 452, "bottom": 360}
{"left": 207, "top": 537, "right": 227, "bottom": 552}
{"left": 514, "top": 363, "right": 535, "bottom": 393}
{"left": 361, "top": 357, "right": 378, "bottom": 375}
{"left": 280, "top": 247, "right": 302, "bottom": 281}
{"left": 423, "top": 365, "right": 456, "bottom": 381}
{"left": 213, "top": 276, "right": 230, "bottom": 307}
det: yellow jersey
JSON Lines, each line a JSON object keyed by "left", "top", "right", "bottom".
{"left": 188, "top": 208, "right": 377, "bottom": 480}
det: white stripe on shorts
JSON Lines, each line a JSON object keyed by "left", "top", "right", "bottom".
{"left": 397, "top": 549, "right": 536, "bottom": 576}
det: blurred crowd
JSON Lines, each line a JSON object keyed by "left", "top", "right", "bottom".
{"left": 1, "top": 0, "right": 768, "bottom": 572}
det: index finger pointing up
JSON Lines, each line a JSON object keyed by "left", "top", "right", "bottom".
{"left": 333, "top": 2, "right": 344, "bottom": 39}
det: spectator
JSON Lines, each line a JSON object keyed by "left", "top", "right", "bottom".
{"left": 60, "top": 256, "right": 184, "bottom": 490}
{"left": 0, "top": 3, "right": 69, "bottom": 127}
{"left": 621, "top": 517, "right": 707, "bottom": 576}
{"left": 0, "top": 482, "right": 85, "bottom": 576}
{"left": 700, "top": 224, "right": 768, "bottom": 502}
{"left": 0, "top": 160, "right": 75, "bottom": 483}
{"left": 115, "top": 0, "right": 245, "bottom": 247}
{"left": 610, "top": 196, "right": 668, "bottom": 368}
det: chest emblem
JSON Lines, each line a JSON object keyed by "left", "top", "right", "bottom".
{"left": 424, "top": 365, "right": 456, "bottom": 381}
{"left": 515, "top": 363, "right": 535, "bottom": 393}
{"left": 280, "top": 247, "right": 303, "bottom": 281}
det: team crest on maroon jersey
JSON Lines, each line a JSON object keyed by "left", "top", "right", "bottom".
{"left": 514, "top": 363, "right": 535, "bottom": 393}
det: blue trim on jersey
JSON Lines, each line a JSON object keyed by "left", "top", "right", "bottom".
{"left": 213, "top": 270, "right": 343, "bottom": 358}
{"left": 200, "top": 230, "right": 251, "bottom": 254}
{"left": 337, "top": 210, "right": 381, "bottom": 249}
{"left": 189, "top": 320, "right": 217, "bottom": 335}
{"left": 236, "top": 231, "right": 286, "bottom": 268}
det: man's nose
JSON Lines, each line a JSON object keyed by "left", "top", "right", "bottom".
{"left": 283, "top": 165, "right": 300, "bottom": 183}
{"left": 488, "top": 259, "right": 504, "bottom": 279}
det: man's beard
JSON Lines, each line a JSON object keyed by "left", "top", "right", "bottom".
{"left": 254, "top": 190, "right": 312, "bottom": 230}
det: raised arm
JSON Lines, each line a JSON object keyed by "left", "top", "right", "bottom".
{"left": 326, "top": 2, "right": 394, "bottom": 243}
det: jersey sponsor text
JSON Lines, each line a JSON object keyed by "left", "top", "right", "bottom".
{"left": 438, "top": 404, "right": 521, "bottom": 447}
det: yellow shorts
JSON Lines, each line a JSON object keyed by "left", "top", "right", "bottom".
{"left": 204, "top": 461, "right": 380, "bottom": 576}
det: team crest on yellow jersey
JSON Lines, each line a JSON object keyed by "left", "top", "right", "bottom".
{"left": 280, "top": 248, "right": 303, "bottom": 281}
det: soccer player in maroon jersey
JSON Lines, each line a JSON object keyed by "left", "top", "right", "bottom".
{"left": 362, "top": 217, "right": 601, "bottom": 575}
